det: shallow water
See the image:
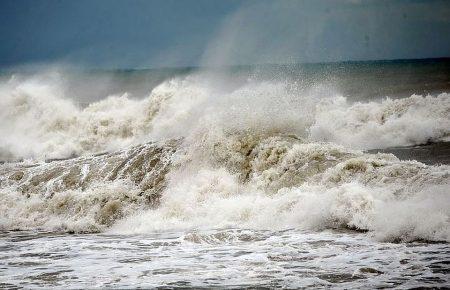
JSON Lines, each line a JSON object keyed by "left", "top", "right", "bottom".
{"left": 1, "top": 229, "right": 449, "bottom": 289}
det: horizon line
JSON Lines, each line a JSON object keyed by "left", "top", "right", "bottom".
{"left": 1, "top": 56, "right": 449, "bottom": 73}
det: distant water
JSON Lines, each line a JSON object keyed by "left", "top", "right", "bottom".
{"left": 368, "top": 141, "right": 450, "bottom": 165}
{"left": 0, "top": 59, "right": 449, "bottom": 288}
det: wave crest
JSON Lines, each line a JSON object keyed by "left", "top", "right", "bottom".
{"left": 1, "top": 72, "right": 449, "bottom": 242}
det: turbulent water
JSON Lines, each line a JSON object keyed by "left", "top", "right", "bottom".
{"left": 1, "top": 60, "right": 449, "bottom": 288}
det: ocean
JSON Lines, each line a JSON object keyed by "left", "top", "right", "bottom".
{"left": 0, "top": 59, "right": 449, "bottom": 288}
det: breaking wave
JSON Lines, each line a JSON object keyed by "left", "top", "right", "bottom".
{"left": 0, "top": 71, "right": 449, "bottom": 242}
{"left": 1, "top": 73, "right": 449, "bottom": 161}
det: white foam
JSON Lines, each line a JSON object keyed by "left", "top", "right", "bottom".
{"left": 310, "top": 94, "right": 450, "bottom": 149}
{"left": 110, "top": 140, "right": 450, "bottom": 242}
{"left": 0, "top": 73, "right": 171, "bottom": 160}
{"left": 1, "top": 71, "right": 449, "bottom": 161}
{"left": 1, "top": 71, "right": 449, "bottom": 242}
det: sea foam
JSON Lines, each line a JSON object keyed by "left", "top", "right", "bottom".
{"left": 0, "top": 71, "right": 449, "bottom": 242}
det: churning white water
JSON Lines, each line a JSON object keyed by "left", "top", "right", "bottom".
{"left": 1, "top": 68, "right": 449, "bottom": 288}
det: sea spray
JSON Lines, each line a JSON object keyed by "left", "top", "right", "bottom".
{"left": 0, "top": 70, "right": 449, "bottom": 242}
{"left": 1, "top": 72, "right": 449, "bottom": 161}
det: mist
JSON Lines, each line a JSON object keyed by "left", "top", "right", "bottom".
{"left": 201, "top": 0, "right": 450, "bottom": 67}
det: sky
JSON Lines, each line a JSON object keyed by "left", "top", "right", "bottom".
{"left": 1, "top": 0, "right": 449, "bottom": 69}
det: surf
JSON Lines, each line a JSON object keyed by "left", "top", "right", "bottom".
{"left": 0, "top": 67, "right": 449, "bottom": 243}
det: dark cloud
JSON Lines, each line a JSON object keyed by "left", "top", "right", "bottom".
{"left": 0, "top": 0, "right": 449, "bottom": 69}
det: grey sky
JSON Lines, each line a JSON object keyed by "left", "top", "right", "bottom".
{"left": 1, "top": 0, "right": 449, "bottom": 69}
